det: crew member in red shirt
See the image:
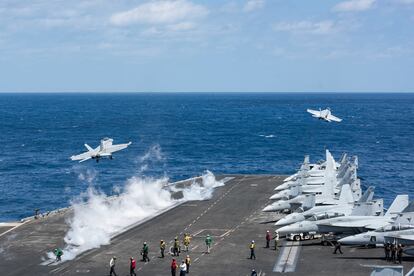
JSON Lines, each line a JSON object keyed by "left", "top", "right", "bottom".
{"left": 130, "top": 257, "right": 137, "bottom": 276}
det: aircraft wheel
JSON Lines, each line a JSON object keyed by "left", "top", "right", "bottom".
{"left": 294, "top": 235, "right": 301, "bottom": 241}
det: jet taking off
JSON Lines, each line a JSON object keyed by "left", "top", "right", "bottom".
{"left": 70, "top": 138, "right": 131, "bottom": 163}
{"left": 307, "top": 108, "right": 342, "bottom": 122}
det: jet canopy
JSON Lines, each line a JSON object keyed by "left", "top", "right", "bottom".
{"left": 308, "top": 212, "right": 345, "bottom": 221}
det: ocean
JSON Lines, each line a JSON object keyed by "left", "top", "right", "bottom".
{"left": 0, "top": 93, "right": 413, "bottom": 221}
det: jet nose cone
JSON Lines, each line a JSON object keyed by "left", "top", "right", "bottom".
{"left": 276, "top": 225, "right": 292, "bottom": 235}
{"left": 263, "top": 205, "right": 275, "bottom": 212}
{"left": 274, "top": 186, "right": 284, "bottom": 191}
{"left": 338, "top": 236, "right": 354, "bottom": 245}
{"left": 270, "top": 194, "right": 281, "bottom": 200}
{"left": 338, "top": 235, "right": 365, "bottom": 245}
{"left": 275, "top": 219, "right": 288, "bottom": 226}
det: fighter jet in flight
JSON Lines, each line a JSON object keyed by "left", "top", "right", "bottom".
{"left": 307, "top": 108, "right": 342, "bottom": 122}
{"left": 70, "top": 138, "right": 131, "bottom": 163}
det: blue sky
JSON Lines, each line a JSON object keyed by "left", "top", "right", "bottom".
{"left": 0, "top": 0, "right": 413, "bottom": 92}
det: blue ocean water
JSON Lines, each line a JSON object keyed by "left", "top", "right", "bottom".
{"left": 0, "top": 93, "right": 413, "bottom": 221}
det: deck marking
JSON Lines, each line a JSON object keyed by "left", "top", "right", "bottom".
{"left": 273, "top": 240, "right": 301, "bottom": 273}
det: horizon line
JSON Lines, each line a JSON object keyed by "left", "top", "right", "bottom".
{"left": 0, "top": 91, "right": 413, "bottom": 94}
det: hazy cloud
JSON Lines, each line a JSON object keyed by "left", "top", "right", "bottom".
{"left": 398, "top": 0, "right": 414, "bottom": 4}
{"left": 273, "top": 20, "right": 336, "bottom": 35}
{"left": 110, "top": 0, "right": 208, "bottom": 26}
{"left": 333, "top": 0, "right": 376, "bottom": 12}
{"left": 243, "top": 0, "right": 265, "bottom": 12}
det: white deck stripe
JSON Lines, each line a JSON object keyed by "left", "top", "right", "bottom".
{"left": 273, "top": 241, "right": 301, "bottom": 273}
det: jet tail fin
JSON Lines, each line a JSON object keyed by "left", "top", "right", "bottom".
{"left": 339, "top": 153, "right": 348, "bottom": 166}
{"left": 401, "top": 201, "right": 414, "bottom": 213}
{"left": 302, "top": 194, "right": 315, "bottom": 210}
{"left": 352, "top": 199, "right": 384, "bottom": 216}
{"left": 358, "top": 186, "right": 375, "bottom": 203}
{"left": 300, "top": 155, "right": 310, "bottom": 171}
{"left": 290, "top": 185, "right": 301, "bottom": 197}
{"left": 321, "top": 150, "right": 336, "bottom": 198}
{"left": 385, "top": 195, "right": 409, "bottom": 216}
{"left": 338, "top": 184, "right": 354, "bottom": 204}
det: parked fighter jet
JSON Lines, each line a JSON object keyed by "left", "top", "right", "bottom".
{"left": 273, "top": 150, "right": 362, "bottom": 206}
{"left": 339, "top": 224, "right": 414, "bottom": 245}
{"left": 264, "top": 183, "right": 353, "bottom": 213}
{"left": 274, "top": 186, "right": 375, "bottom": 226}
{"left": 70, "top": 138, "right": 132, "bottom": 163}
{"left": 307, "top": 108, "right": 342, "bottom": 122}
{"left": 340, "top": 202, "right": 414, "bottom": 245}
{"left": 277, "top": 195, "right": 408, "bottom": 235}
{"left": 263, "top": 193, "right": 316, "bottom": 213}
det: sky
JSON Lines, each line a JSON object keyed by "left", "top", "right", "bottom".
{"left": 0, "top": 0, "right": 413, "bottom": 92}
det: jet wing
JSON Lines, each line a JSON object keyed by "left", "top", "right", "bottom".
{"left": 79, "top": 156, "right": 92, "bottom": 163}
{"left": 104, "top": 142, "right": 132, "bottom": 154}
{"left": 387, "top": 234, "right": 414, "bottom": 241}
{"left": 327, "top": 114, "right": 342, "bottom": 122}
{"left": 70, "top": 152, "right": 93, "bottom": 162}
{"left": 385, "top": 234, "right": 414, "bottom": 245}
{"left": 318, "top": 219, "right": 391, "bottom": 230}
{"left": 307, "top": 109, "right": 320, "bottom": 116}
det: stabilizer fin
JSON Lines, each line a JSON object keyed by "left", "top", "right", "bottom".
{"left": 84, "top": 144, "right": 94, "bottom": 152}
{"left": 385, "top": 195, "right": 409, "bottom": 216}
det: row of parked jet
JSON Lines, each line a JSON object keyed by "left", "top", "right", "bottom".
{"left": 264, "top": 150, "right": 414, "bottom": 255}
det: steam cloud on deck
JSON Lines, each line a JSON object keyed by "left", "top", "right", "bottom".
{"left": 48, "top": 170, "right": 224, "bottom": 261}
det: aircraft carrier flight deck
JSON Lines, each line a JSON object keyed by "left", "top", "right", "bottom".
{"left": 1, "top": 175, "right": 412, "bottom": 276}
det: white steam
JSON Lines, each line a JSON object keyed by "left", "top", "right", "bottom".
{"left": 52, "top": 170, "right": 223, "bottom": 262}
{"left": 135, "top": 144, "right": 164, "bottom": 173}
{"left": 179, "top": 171, "right": 225, "bottom": 200}
{"left": 77, "top": 169, "right": 97, "bottom": 183}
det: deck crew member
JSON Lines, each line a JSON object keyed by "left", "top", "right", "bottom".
{"left": 333, "top": 242, "right": 343, "bottom": 254}
{"left": 142, "top": 242, "right": 150, "bottom": 262}
{"left": 129, "top": 257, "right": 137, "bottom": 276}
{"left": 160, "top": 240, "right": 166, "bottom": 258}
{"left": 250, "top": 240, "right": 256, "bottom": 260}
{"left": 205, "top": 234, "right": 212, "bottom": 254}
{"left": 185, "top": 255, "right": 191, "bottom": 273}
{"left": 391, "top": 243, "right": 396, "bottom": 262}
{"left": 397, "top": 244, "right": 403, "bottom": 264}
{"left": 171, "top": 259, "right": 177, "bottom": 276}
{"left": 384, "top": 242, "right": 390, "bottom": 261}
{"left": 183, "top": 234, "right": 191, "bottom": 252}
{"left": 266, "top": 230, "right": 271, "bottom": 248}
{"left": 274, "top": 232, "right": 279, "bottom": 250}
{"left": 173, "top": 237, "right": 180, "bottom": 256}
{"left": 109, "top": 256, "right": 117, "bottom": 276}
{"left": 179, "top": 260, "right": 187, "bottom": 276}
{"left": 54, "top": 248, "right": 63, "bottom": 262}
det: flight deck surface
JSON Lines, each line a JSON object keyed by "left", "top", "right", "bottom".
{"left": 0, "top": 175, "right": 412, "bottom": 275}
